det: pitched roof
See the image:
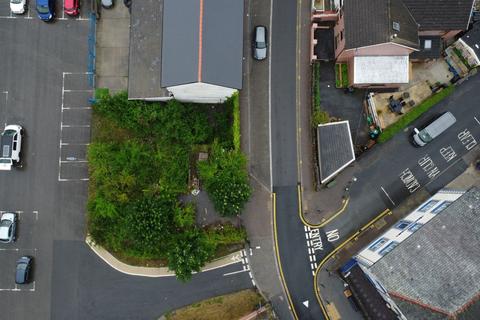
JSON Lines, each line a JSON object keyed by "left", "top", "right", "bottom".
{"left": 344, "top": 0, "right": 419, "bottom": 50}
{"left": 161, "top": 0, "right": 243, "bottom": 89}
{"left": 317, "top": 121, "right": 355, "bottom": 183}
{"left": 369, "top": 187, "right": 480, "bottom": 314}
{"left": 402, "top": 0, "right": 474, "bottom": 31}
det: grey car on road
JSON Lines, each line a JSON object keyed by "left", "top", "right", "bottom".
{"left": 253, "top": 25, "right": 267, "bottom": 60}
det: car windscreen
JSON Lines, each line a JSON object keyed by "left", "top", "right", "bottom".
{"left": 2, "top": 130, "right": 15, "bottom": 136}
{"left": 256, "top": 42, "right": 266, "bottom": 49}
{"left": 0, "top": 159, "right": 12, "bottom": 164}
{"left": 11, "top": 0, "right": 23, "bottom": 4}
{"left": 0, "top": 220, "right": 11, "bottom": 227}
{"left": 419, "top": 130, "right": 432, "bottom": 143}
{"left": 37, "top": 4, "right": 50, "bottom": 13}
{"left": 17, "top": 263, "right": 27, "bottom": 270}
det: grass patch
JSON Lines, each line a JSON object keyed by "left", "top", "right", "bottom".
{"left": 312, "top": 62, "right": 330, "bottom": 126}
{"left": 165, "top": 289, "right": 266, "bottom": 320}
{"left": 335, "top": 64, "right": 349, "bottom": 88}
{"left": 231, "top": 92, "right": 241, "bottom": 151}
{"left": 378, "top": 85, "right": 455, "bottom": 143}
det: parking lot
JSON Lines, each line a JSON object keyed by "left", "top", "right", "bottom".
{"left": 58, "top": 72, "right": 92, "bottom": 182}
{"left": 0, "top": 0, "right": 91, "bottom": 20}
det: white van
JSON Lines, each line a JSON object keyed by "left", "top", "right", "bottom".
{"left": 412, "top": 112, "right": 456, "bottom": 147}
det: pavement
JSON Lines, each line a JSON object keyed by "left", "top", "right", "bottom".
{"left": 95, "top": 4, "right": 130, "bottom": 92}
{"left": 86, "top": 236, "right": 247, "bottom": 277}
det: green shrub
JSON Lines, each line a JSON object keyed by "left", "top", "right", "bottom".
{"left": 232, "top": 92, "right": 241, "bottom": 151}
{"left": 167, "top": 228, "right": 214, "bottom": 282}
{"left": 341, "top": 64, "right": 349, "bottom": 88}
{"left": 198, "top": 142, "right": 252, "bottom": 216}
{"left": 312, "top": 110, "right": 330, "bottom": 126}
{"left": 378, "top": 85, "right": 455, "bottom": 143}
{"left": 206, "top": 223, "right": 247, "bottom": 247}
{"left": 312, "top": 62, "right": 321, "bottom": 111}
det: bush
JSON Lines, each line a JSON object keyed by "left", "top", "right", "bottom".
{"left": 378, "top": 85, "right": 455, "bottom": 143}
{"left": 198, "top": 142, "right": 252, "bottom": 216}
{"left": 312, "top": 110, "right": 330, "bottom": 126}
{"left": 206, "top": 223, "right": 247, "bottom": 248}
{"left": 167, "top": 228, "right": 214, "bottom": 282}
{"left": 312, "top": 62, "right": 321, "bottom": 111}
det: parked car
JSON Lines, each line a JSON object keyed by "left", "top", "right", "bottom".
{"left": 101, "top": 0, "right": 113, "bottom": 9}
{"left": 15, "top": 256, "right": 33, "bottom": 284}
{"left": 36, "top": 0, "right": 54, "bottom": 21}
{"left": 64, "top": 0, "right": 79, "bottom": 16}
{"left": 253, "top": 25, "right": 268, "bottom": 60}
{"left": 412, "top": 112, "right": 456, "bottom": 147}
{"left": 0, "top": 212, "right": 17, "bottom": 243}
{"left": 0, "top": 125, "right": 23, "bottom": 171}
{"left": 10, "top": 0, "right": 27, "bottom": 14}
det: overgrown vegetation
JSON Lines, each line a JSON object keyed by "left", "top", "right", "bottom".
{"left": 378, "top": 85, "right": 455, "bottom": 143}
{"left": 88, "top": 90, "right": 249, "bottom": 281}
{"left": 165, "top": 289, "right": 269, "bottom": 320}
{"left": 198, "top": 142, "right": 252, "bottom": 216}
{"left": 312, "top": 62, "right": 330, "bottom": 126}
{"left": 227, "top": 92, "right": 241, "bottom": 151}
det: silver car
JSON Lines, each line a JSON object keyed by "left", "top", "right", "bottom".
{"left": 0, "top": 212, "right": 17, "bottom": 243}
{"left": 253, "top": 25, "right": 267, "bottom": 60}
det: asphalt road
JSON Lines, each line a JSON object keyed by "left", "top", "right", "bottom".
{"left": 0, "top": 6, "right": 253, "bottom": 320}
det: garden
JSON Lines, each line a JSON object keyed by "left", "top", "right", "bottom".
{"left": 87, "top": 90, "right": 251, "bottom": 281}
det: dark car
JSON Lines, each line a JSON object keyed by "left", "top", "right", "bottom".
{"left": 15, "top": 256, "right": 33, "bottom": 284}
{"left": 253, "top": 25, "right": 268, "bottom": 60}
{"left": 36, "top": 0, "right": 54, "bottom": 21}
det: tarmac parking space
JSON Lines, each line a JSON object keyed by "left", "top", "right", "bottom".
{"left": 58, "top": 72, "right": 92, "bottom": 182}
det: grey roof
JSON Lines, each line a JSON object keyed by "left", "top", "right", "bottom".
{"left": 402, "top": 0, "right": 474, "bottom": 31}
{"left": 128, "top": 0, "right": 170, "bottom": 99}
{"left": 161, "top": 0, "right": 243, "bottom": 89}
{"left": 461, "top": 22, "right": 480, "bottom": 59}
{"left": 410, "top": 36, "right": 442, "bottom": 60}
{"left": 343, "top": 0, "right": 419, "bottom": 50}
{"left": 317, "top": 121, "right": 355, "bottom": 183}
{"left": 161, "top": 0, "right": 200, "bottom": 87}
{"left": 369, "top": 187, "right": 480, "bottom": 314}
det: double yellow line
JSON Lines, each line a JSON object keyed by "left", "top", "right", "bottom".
{"left": 313, "top": 208, "right": 391, "bottom": 319}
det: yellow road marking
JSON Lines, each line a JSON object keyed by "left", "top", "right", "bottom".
{"left": 313, "top": 208, "right": 391, "bottom": 319}
{"left": 297, "top": 185, "right": 350, "bottom": 228}
{"left": 272, "top": 193, "right": 299, "bottom": 320}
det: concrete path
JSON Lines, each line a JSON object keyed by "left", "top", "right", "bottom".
{"left": 86, "top": 236, "right": 245, "bottom": 277}
{"left": 95, "top": 4, "right": 130, "bottom": 92}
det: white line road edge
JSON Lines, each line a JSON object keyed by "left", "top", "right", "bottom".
{"left": 380, "top": 186, "right": 396, "bottom": 206}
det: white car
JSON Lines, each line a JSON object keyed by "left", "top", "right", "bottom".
{"left": 0, "top": 125, "right": 23, "bottom": 171}
{"left": 0, "top": 212, "right": 17, "bottom": 243}
{"left": 10, "top": 0, "right": 27, "bottom": 14}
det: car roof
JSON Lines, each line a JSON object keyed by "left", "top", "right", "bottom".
{"left": 0, "top": 226, "right": 10, "bottom": 240}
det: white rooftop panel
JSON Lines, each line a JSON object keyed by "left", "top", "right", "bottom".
{"left": 353, "top": 56, "right": 409, "bottom": 84}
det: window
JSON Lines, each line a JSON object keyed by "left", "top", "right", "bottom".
{"left": 431, "top": 201, "right": 452, "bottom": 214}
{"left": 392, "top": 21, "right": 400, "bottom": 32}
{"left": 369, "top": 237, "right": 387, "bottom": 251}
{"left": 395, "top": 220, "right": 410, "bottom": 230}
{"left": 418, "top": 200, "right": 439, "bottom": 212}
{"left": 424, "top": 40, "right": 432, "bottom": 50}
{"left": 379, "top": 241, "right": 398, "bottom": 256}
{"left": 340, "top": 30, "right": 344, "bottom": 41}
{"left": 408, "top": 222, "right": 423, "bottom": 232}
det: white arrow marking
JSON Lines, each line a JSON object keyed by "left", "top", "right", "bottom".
{"left": 303, "top": 300, "right": 309, "bottom": 308}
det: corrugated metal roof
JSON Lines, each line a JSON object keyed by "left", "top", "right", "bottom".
{"left": 161, "top": 0, "right": 200, "bottom": 87}
{"left": 161, "top": 0, "right": 243, "bottom": 89}
{"left": 369, "top": 187, "right": 480, "bottom": 314}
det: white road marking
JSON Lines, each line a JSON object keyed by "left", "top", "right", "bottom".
{"left": 381, "top": 186, "right": 396, "bottom": 206}
{"left": 303, "top": 300, "right": 309, "bottom": 308}
{"left": 268, "top": 0, "right": 273, "bottom": 191}
{"left": 223, "top": 269, "right": 249, "bottom": 276}
{"left": 474, "top": 116, "right": 480, "bottom": 125}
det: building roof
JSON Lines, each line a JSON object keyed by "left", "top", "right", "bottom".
{"left": 369, "top": 187, "right": 480, "bottom": 314}
{"left": 128, "top": 0, "right": 170, "bottom": 99}
{"left": 343, "top": 0, "right": 419, "bottom": 50}
{"left": 353, "top": 55, "right": 409, "bottom": 84}
{"left": 410, "top": 36, "right": 442, "bottom": 60}
{"left": 345, "top": 264, "right": 399, "bottom": 320}
{"left": 161, "top": 0, "right": 243, "bottom": 89}
{"left": 317, "top": 121, "right": 355, "bottom": 183}
{"left": 402, "top": 0, "right": 474, "bottom": 31}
